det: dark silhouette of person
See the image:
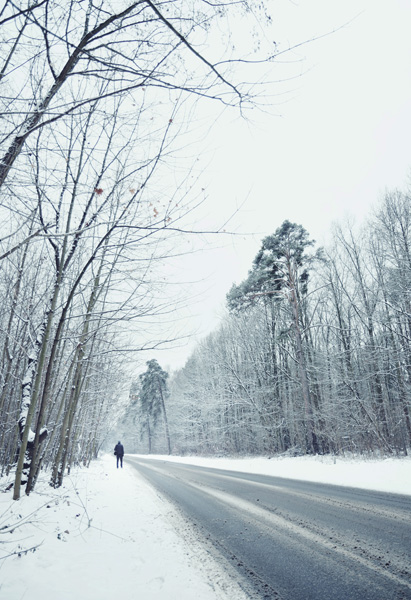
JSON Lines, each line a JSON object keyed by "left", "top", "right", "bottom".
{"left": 114, "top": 441, "right": 124, "bottom": 468}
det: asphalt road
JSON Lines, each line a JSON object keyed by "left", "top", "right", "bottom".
{"left": 126, "top": 456, "right": 411, "bottom": 600}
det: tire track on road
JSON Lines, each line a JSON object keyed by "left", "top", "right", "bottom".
{"left": 185, "top": 479, "right": 411, "bottom": 593}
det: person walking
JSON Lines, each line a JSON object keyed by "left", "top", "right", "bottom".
{"left": 114, "top": 441, "right": 124, "bottom": 468}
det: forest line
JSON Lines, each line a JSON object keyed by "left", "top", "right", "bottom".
{"left": 127, "top": 192, "right": 411, "bottom": 458}
{"left": 0, "top": 0, "right": 267, "bottom": 499}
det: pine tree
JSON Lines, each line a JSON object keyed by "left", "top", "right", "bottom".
{"left": 227, "top": 220, "right": 321, "bottom": 454}
{"left": 139, "top": 360, "right": 171, "bottom": 454}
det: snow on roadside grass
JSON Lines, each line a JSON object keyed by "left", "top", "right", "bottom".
{"left": 136, "top": 453, "right": 411, "bottom": 496}
{"left": 0, "top": 455, "right": 248, "bottom": 600}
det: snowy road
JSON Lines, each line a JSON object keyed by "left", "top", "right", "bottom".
{"left": 127, "top": 456, "right": 411, "bottom": 600}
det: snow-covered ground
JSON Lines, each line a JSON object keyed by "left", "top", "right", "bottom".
{"left": 145, "top": 452, "right": 411, "bottom": 496}
{"left": 1, "top": 453, "right": 410, "bottom": 600}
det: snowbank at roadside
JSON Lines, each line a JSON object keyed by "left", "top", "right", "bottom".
{"left": 134, "top": 453, "right": 411, "bottom": 496}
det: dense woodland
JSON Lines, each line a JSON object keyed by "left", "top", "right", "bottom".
{"left": 1, "top": 2, "right": 410, "bottom": 504}
{"left": 128, "top": 194, "right": 411, "bottom": 458}
{"left": 0, "top": 0, "right": 265, "bottom": 499}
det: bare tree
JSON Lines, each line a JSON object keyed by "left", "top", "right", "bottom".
{"left": 168, "top": 196, "right": 411, "bottom": 458}
{"left": 0, "top": 0, "right": 262, "bottom": 192}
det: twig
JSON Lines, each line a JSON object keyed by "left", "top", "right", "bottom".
{"left": 0, "top": 541, "right": 44, "bottom": 561}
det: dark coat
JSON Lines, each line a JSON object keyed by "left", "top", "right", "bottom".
{"left": 114, "top": 443, "right": 124, "bottom": 457}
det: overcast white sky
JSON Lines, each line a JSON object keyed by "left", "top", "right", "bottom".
{"left": 135, "top": 0, "right": 411, "bottom": 374}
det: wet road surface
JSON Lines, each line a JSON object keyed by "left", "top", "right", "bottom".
{"left": 127, "top": 457, "right": 411, "bottom": 600}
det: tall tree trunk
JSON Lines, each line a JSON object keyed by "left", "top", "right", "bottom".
{"left": 13, "top": 318, "right": 47, "bottom": 500}
{"left": 158, "top": 384, "right": 171, "bottom": 454}
{"left": 287, "top": 260, "right": 319, "bottom": 454}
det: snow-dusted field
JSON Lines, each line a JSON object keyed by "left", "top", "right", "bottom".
{"left": 145, "top": 452, "right": 411, "bottom": 496}
{"left": 1, "top": 453, "right": 410, "bottom": 599}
